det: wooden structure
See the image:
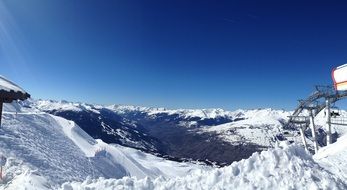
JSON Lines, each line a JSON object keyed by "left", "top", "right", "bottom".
{"left": 0, "top": 76, "right": 30, "bottom": 126}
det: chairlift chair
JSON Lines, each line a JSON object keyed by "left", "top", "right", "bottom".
{"left": 330, "top": 105, "right": 341, "bottom": 118}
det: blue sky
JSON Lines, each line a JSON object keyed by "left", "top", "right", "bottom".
{"left": 1, "top": 0, "right": 347, "bottom": 110}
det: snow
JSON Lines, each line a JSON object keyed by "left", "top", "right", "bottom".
{"left": 201, "top": 109, "right": 290, "bottom": 147}
{"left": 5, "top": 169, "right": 51, "bottom": 190}
{"left": 0, "top": 112, "right": 106, "bottom": 187}
{"left": 314, "top": 109, "right": 347, "bottom": 136}
{"left": 31, "top": 100, "right": 101, "bottom": 114}
{"left": 0, "top": 76, "right": 27, "bottom": 94}
{"left": 201, "top": 108, "right": 347, "bottom": 150}
{"left": 0, "top": 104, "right": 206, "bottom": 189}
{"left": 32, "top": 100, "right": 289, "bottom": 123}
{"left": 110, "top": 105, "right": 235, "bottom": 120}
{"left": 314, "top": 134, "right": 347, "bottom": 182}
{"left": 61, "top": 142, "right": 347, "bottom": 190}
{"left": 52, "top": 115, "right": 97, "bottom": 157}
{"left": 1, "top": 100, "right": 347, "bottom": 189}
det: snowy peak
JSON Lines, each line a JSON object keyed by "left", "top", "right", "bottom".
{"left": 31, "top": 99, "right": 291, "bottom": 122}
{"left": 32, "top": 99, "right": 102, "bottom": 113}
{"left": 109, "top": 104, "right": 234, "bottom": 120}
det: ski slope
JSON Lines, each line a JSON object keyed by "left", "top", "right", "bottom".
{"left": 0, "top": 104, "right": 206, "bottom": 189}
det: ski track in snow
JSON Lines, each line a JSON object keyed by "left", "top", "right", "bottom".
{"left": 0, "top": 113, "right": 105, "bottom": 187}
{"left": 0, "top": 109, "right": 205, "bottom": 189}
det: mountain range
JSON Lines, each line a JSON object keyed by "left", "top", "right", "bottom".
{"left": 18, "top": 99, "right": 343, "bottom": 166}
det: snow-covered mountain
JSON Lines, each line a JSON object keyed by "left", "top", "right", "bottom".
{"left": 24, "top": 99, "right": 347, "bottom": 166}
{"left": 103, "top": 104, "right": 347, "bottom": 155}
{"left": 30, "top": 100, "right": 167, "bottom": 154}
{"left": 200, "top": 109, "right": 290, "bottom": 147}
{"left": 1, "top": 100, "right": 347, "bottom": 189}
{"left": 27, "top": 100, "right": 296, "bottom": 165}
{"left": 108, "top": 105, "right": 236, "bottom": 126}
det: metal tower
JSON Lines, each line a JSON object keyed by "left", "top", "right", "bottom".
{"left": 286, "top": 85, "right": 347, "bottom": 154}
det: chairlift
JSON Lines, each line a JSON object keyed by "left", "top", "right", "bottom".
{"left": 330, "top": 105, "right": 341, "bottom": 118}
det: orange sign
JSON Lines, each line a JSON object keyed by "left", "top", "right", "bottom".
{"left": 332, "top": 64, "right": 347, "bottom": 91}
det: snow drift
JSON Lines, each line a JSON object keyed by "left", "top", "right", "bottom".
{"left": 61, "top": 142, "right": 347, "bottom": 190}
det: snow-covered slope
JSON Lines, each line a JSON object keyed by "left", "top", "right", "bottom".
{"left": 0, "top": 103, "right": 206, "bottom": 189}
{"left": 201, "top": 108, "right": 347, "bottom": 153}
{"left": 315, "top": 134, "right": 347, "bottom": 182}
{"left": 61, "top": 141, "right": 347, "bottom": 190}
{"left": 29, "top": 100, "right": 166, "bottom": 154}
{"left": 201, "top": 109, "right": 290, "bottom": 147}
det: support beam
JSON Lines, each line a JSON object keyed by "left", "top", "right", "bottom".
{"left": 326, "top": 99, "right": 332, "bottom": 145}
{"left": 0, "top": 101, "right": 2, "bottom": 128}
{"left": 309, "top": 109, "right": 319, "bottom": 154}
{"left": 299, "top": 125, "right": 308, "bottom": 151}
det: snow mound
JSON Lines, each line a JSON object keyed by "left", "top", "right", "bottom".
{"left": 315, "top": 134, "right": 347, "bottom": 182}
{"left": 61, "top": 143, "right": 346, "bottom": 190}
